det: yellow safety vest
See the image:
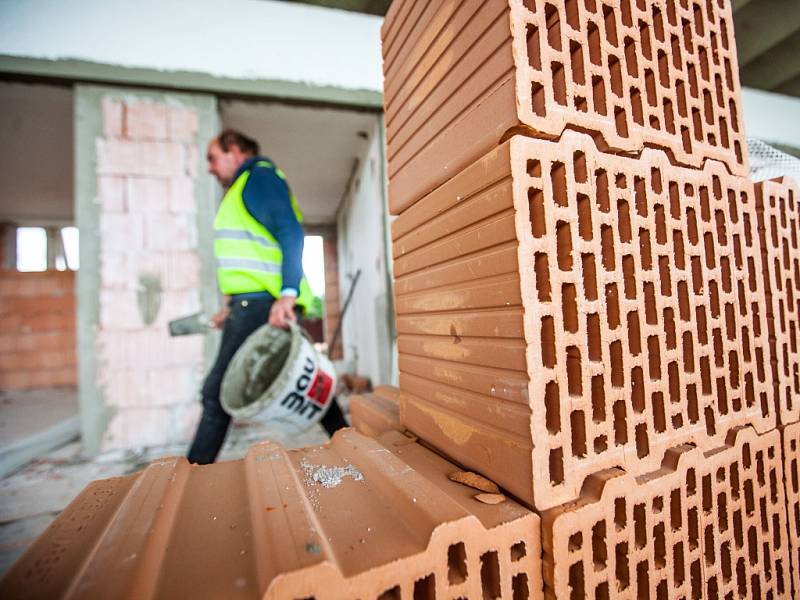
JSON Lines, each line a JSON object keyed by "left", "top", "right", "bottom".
{"left": 213, "top": 160, "right": 314, "bottom": 309}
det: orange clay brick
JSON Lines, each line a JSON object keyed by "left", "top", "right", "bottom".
{"left": 755, "top": 177, "right": 800, "bottom": 425}
{"left": 541, "top": 427, "right": 791, "bottom": 599}
{"left": 350, "top": 385, "right": 403, "bottom": 438}
{"left": 382, "top": 0, "right": 747, "bottom": 214}
{"left": 394, "top": 132, "right": 773, "bottom": 511}
{"left": 782, "top": 422, "right": 800, "bottom": 599}
{"left": 0, "top": 428, "right": 542, "bottom": 600}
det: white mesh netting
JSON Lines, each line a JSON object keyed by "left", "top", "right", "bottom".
{"left": 748, "top": 138, "right": 800, "bottom": 182}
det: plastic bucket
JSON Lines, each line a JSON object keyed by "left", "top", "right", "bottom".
{"left": 220, "top": 321, "right": 336, "bottom": 433}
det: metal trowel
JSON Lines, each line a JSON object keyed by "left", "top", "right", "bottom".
{"left": 168, "top": 313, "right": 211, "bottom": 336}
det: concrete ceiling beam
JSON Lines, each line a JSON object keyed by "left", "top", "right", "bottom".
{"left": 733, "top": 0, "right": 800, "bottom": 66}
{"left": 740, "top": 30, "right": 800, "bottom": 90}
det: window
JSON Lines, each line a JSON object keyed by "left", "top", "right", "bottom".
{"left": 15, "top": 226, "right": 79, "bottom": 272}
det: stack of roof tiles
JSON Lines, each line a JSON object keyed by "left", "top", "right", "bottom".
{"left": 386, "top": 0, "right": 799, "bottom": 598}
{"left": 3, "top": 1, "right": 799, "bottom": 598}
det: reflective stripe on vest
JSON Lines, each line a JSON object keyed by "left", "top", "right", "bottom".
{"left": 213, "top": 161, "right": 314, "bottom": 308}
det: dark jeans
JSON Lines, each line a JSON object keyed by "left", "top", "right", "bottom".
{"left": 187, "top": 296, "right": 348, "bottom": 464}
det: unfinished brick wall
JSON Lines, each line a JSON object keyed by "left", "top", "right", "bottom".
{"left": 94, "top": 97, "right": 204, "bottom": 451}
{"left": 323, "top": 235, "right": 343, "bottom": 360}
{"left": 0, "top": 270, "right": 76, "bottom": 389}
{"left": 383, "top": 0, "right": 748, "bottom": 214}
{"left": 782, "top": 422, "right": 800, "bottom": 599}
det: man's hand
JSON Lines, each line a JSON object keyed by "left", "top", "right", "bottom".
{"left": 210, "top": 306, "right": 230, "bottom": 329}
{"left": 269, "top": 295, "right": 297, "bottom": 329}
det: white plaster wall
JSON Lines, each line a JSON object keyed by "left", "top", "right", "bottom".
{"left": 0, "top": 0, "right": 383, "bottom": 92}
{"left": 742, "top": 87, "right": 800, "bottom": 148}
{"left": 336, "top": 118, "right": 393, "bottom": 385}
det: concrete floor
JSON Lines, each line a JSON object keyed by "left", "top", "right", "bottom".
{"left": 0, "top": 414, "right": 334, "bottom": 576}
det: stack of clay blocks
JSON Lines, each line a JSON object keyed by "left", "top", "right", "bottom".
{"left": 0, "top": 429, "right": 543, "bottom": 600}
{"left": 384, "top": 0, "right": 799, "bottom": 597}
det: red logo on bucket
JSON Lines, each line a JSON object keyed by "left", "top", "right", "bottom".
{"left": 307, "top": 370, "right": 333, "bottom": 408}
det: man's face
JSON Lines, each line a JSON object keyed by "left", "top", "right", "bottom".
{"left": 206, "top": 140, "right": 246, "bottom": 187}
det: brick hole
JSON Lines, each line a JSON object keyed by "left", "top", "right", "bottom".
{"left": 653, "top": 392, "right": 666, "bottom": 432}
{"left": 531, "top": 81, "right": 546, "bottom": 116}
{"left": 608, "top": 55, "right": 622, "bottom": 97}
{"left": 664, "top": 310, "right": 677, "bottom": 350}
{"left": 590, "top": 521, "right": 607, "bottom": 570}
{"left": 613, "top": 400, "right": 627, "bottom": 445}
{"left": 674, "top": 231, "right": 686, "bottom": 270}
{"left": 568, "top": 531, "right": 583, "bottom": 552}
{"left": 747, "top": 526, "right": 758, "bottom": 567}
{"left": 698, "top": 46, "right": 710, "bottom": 82}
{"left": 685, "top": 207, "right": 699, "bottom": 245}
{"left": 724, "top": 58, "right": 735, "bottom": 92}
{"left": 602, "top": 5, "right": 617, "bottom": 46}
{"left": 587, "top": 22, "right": 601, "bottom": 65}
{"left": 624, "top": 36, "right": 638, "bottom": 76}
{"left": 570, "top": 410, "right": 587, "bottom": 456}
{"left": 594, "top": 581, "right": 610, "bottom": 600}
{"left": 635, "top": 424, "right": 649, "bottom": 458}
{"left": 658, "top": 50, "right": 670, "bottom": 88}
{"left": 648, "top": 335, "right": 661, "bottom": 379}
{"left": 544, "top": 3, "right": 562, "bottom": 50}
{"left": 692, "top": 3, "right": 704, "bottom": 36}
{"left": 702, "top": 473, "right": 713, "bottom": 512}
{"left": 591, "top": 375, "right": 605, "bottom": 421}
{"left": 568, "top": 562, "right": 585, "bottom": 600}
{"left": 756, "top": 452, "right": 766, "bottom": 486}
{"left": 666, "top": 0, "right": 678, "bottom": 24}
{"left": 668, "top": 361, "right": 680, "bottom": 403}
{"left": 714, "top": 209, "right": 727, "bottom": 245}
{"left": 511, "top": 541, "right": 527, "bottom": 562}
{"left": 639, "top": 20, "right": 652, "bottom": 60}
{"left": 643, "top": 281, "right": 656, "bottom": 322}
{"left": 688, "top": 62, "right": 699, "bottom": 97}
{"left": 614, "top": 106, "right": 629, "bottom": 137}
{"left": 707, "top": 576, "right": 719, "bottom": 600}
{"left": 592, "top": 75, "right": 607, "bottom": 115}
{"left": 663, "top": 98, "right": 676, "bottom": 133}
{"left": 720, "top": 15, "right": 729, "bottom": 49}
{"left": 541, "top": 316, "right": 557, "bottom": 368}
{"left": 668, "top": 180, "right": 680, "bottom": 217}
{"left": 692, "top": 108, "right": 703, "bottom": 142}
{"left": 447, "top": 542, "right": 468, "bottom": 585}
{"left": 752, "top": 574, "right": 763, "bottom": 600}
{"left": 717, "top": 492, "right": 728, "bottom": 531}
{"left": 631, "top": 366, "right": 645, "bottom": 412}
{"left": 681, "top": 18, "right": 694, "bottom": 54}
{"left": 529, "top": 188, "right": 546, "bottom": 237}
{"left": 640, "top": 230, "right": 653, "bottom": 270}
{"left": 713, "top": 330, "right": 723, "bottom": 367}
{"left": 526, "top": 24, "right": 542, "bottom": 70}
{"left": 686, "top": 467, "right": 697, "bottom": 495}
{"left": 413, "top": 574, "right": 435, "bottom": 600}
{"left": 567, "top": 346, "right": 583, "bottom": 396}
{"left": 601, "top": 225, "right": 615, "bottom": 270}
{"left": 721, "top": 541, "right": 732, "bottom": 582}
{"left": 594, "top": 435, "right": 607, "bottom": 452}
{"left": 617, "top": 200, "right": 632, "bottom": 242}
{"left": 630, "top": 88, "right": 644, "bottom": 125}
{"left": 676, "top": 80, "right": 688, "bottom": 117}
{"left": 673, "top": 543, "right": 685, "bottom": 585}
{"left": 607, "top": 285, "right": 621, "bottom": 329}
{"left": 732, "top": 233, "right": 742, "bottom": 268}
{"left": 684, "top": 383, "right": 697, "bottom": 423}
{"left": 614, "top": 497, "right": 627, "bottom": 529}
{"left": 728, "top": 352, "right": 740, "bottom": 400}
{"left": 550, "top": 448, "right": 564, "bottom": 484}
{"left": 584, "top": 0, "right": 597, "bottom": 12}
{"left": 659, "top": 257, "right": 672, "bottom": 296}
{"left": 688, "top": 507, "right": 699, "bottom": 550}
{"left": 690, "top": 561, "right": 702, "bottom": 599}
{"left": 734, "top": 140, "right": 743, "bottom": 164}
{"left": 582, "top": 254, "right": 598, "bottom": 300}
{"left": 715, "top": 74, "right": 725, "bottom": 106}
{"left": 522, "top": 0, "right": 536, "bottom": 12}
{"left": 569, "top": 40, "right": 586, "bottom": 85}
{"left": 565, "top": 0, "right": 580, "bottom": 28}
{"left": 535, "top": 253, "right": 551, "bottom": 301}
{"left": 620, "top": 0, "right": 632, "bottom": 25}
{"left": 649, "top": 115, "right": 661, "bottom": 130}
{"left": 704, "top": 232, "right": 717, "bottom": 269}
{"left": 378, "top": 586, "right": 401, "bottom": 600}
{"left": 557, "top": 221, "right": 574, "bottom": 271}
{"left": 682, "top": 333, "right": 695, "bottom": 374}
{"left": 562, "top": 283, "right": 579, "bottom": 332}
{"left": 595, "top": 169, "right": 610, "bottom": 211}
{"left": 587, "top": 313, "right": 601, "bottom": 360}
{"left": 574, "top": 95, "right": 589, "bottom": 112}
{"left": 615, "top": 542, "right": 630, "bottom": 590}
{"left": 691, "top": 256, "right": 704, "bottom": 296}
{"left": 735, "top": 557, "right": 746, "bottom": 596}
{"left": 650, "top": 520, "right": 667, "bottom": 568}
{"left": 551, "top": 62, "right": 567, "bottom": 105}
{"left": 727, "top": 189, "right": 739, "bottom": 222}
{"left": 527, "top": 159, "right": 542, "bottom": 177}
{"left": 656, "top": 580, "right": 669, "bottom": 600}
{"left": 545, "top": 381, "right": 561, "bottom": 433}
{"left": 644, "top": 69, "right": 658, "bottom": 108}
{"left": 551, "top": 161, "right": 568, "bottom": 206}
{"left": 769, "top": 468, "right": 779, "bottom": 504}
{"left": 703, "top": 91, "right": 714, "bottom": 130}
{"left": 512, "top": 573, "right": 529, "bottom": 600}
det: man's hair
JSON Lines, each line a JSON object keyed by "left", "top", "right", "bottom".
{"left": 217, "top": 129, "right": 260, "bottom": 156}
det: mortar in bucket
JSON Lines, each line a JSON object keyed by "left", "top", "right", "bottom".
{"left": 221, "top": 321, "right": 336, "bottom": 433}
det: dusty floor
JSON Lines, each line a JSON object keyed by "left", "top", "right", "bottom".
{"left": 0, "top": 414, "right": 335, "bottom": 575}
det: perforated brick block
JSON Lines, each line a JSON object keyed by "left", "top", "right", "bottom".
{"left": 781, "top": 422, "right": 800, "bottom": 599}
{"left": 541, "top": 426, "right": 791, "bottom": 600}
{"left": 0, "top": 429, "right": 542, "bottom": 600}
{"left": 382, "top": 0, "right": 748, "bottom": 214}
{"left": 394, "top": 131, "right": 774, "bottom": 510}
{"left": 350, "top": 385, "right": 403, "bottom": 438}
{"left": 755, "top": 177, "right": 800, "bottom": 425}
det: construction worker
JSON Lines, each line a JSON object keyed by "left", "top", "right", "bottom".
{"left": 187, "top": 129, "right": 347, "bottom": 464}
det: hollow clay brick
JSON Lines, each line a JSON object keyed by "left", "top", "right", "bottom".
{"left": 393, "top": 131, "right": 774, "bottom": 511}
{"left": 781, "top": 422, "right": 800, "bottom": 599}
{"left": 541, "top": 426, "right": 791, "bottom": 600}
{"left": 755, "top": 177, "right": 800, "bottom": 425}
{"left": 382, "top": 0, "right": 748, "bottom": 214}
{"left": 0, "top": 428, "right": 542, "bottom": 600}
{"left": 350, "top": 385, "right": 403, "bottom": 437}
